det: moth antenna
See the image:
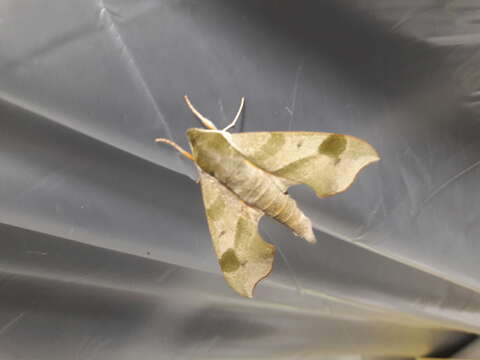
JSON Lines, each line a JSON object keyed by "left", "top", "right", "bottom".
{"left": 155, "top": 138, "right": 194, "bottom": 161}
{"left": 184, "top": 95, "right": 218, "bottom": 130}
{"left": 223, "top": 97, "right": 245, "bottom": 132}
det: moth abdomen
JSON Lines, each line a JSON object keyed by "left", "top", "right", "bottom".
{"left": 271, "top": 198, "right": 316, "bottom": 243}
{"left": 264, "top": 192, "right": 288, "bottom": 217}
{"left": 243, "top": 176, "right": 316, "bottom": 243}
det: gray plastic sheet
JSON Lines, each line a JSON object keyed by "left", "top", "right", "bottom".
{"left": 0, "top": 1, "right": 479, "bottom": 359}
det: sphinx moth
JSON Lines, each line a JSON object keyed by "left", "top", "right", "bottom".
{"left": 156, "top": 96, "right": 379, "bottom": 298}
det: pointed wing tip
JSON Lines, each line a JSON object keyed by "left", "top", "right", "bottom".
{"left": 363, "top": 155, "right": 380, "bottom": 170}
{"left": 229, "top": 283, "right": 255, "bottom": 299}
{"left": 304, "top": 231, "right": 317, "bottom": 244}
{"left": 372, "top": 154, "right": 381, "bottom": 163}
{"left": 363, "top": 153, "right": 381, "bottom": 173}
{"left": 236, "top": 266, "right": 274, "bottom": 299}
{"left": 228, "top": 246, "right": 276, "bottom": 299}
{"left": 368, "top": 144, "right": 381, "bottom": 163}
{"left": 224, "top": 262, "right": 274, "bottom": 299}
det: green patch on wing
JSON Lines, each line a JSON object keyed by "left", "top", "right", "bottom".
{"left": 219, "top": 249, "right": 240, "bottom": 273}
{"left": 319, "top": 134, "right": 346, "bottom": 158}
{"left": 235, "top": 216, "right": 274, "bottom": 261}
{"left": 273, "top": 155, "right": 338, "bottom": 197}
{"left": 273, "top": 155, "right": 317, "bottom": 179}
{"left": 235, "top": 216, "right": 256, "bottom": 248}
{"left": 206, "top": 196, "right": 225, "bottom": 222}
{"left": 251, "top": 133, "right": 286, "bottom": 162}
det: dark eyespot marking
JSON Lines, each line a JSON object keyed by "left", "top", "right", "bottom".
{"left": 219, "top": 248, "right": 240, "bottom": 273}
{"left": 319, "top": 134, "right": 347, "bottom": 158}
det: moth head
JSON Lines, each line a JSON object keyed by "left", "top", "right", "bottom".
{"left": 186, "top": 128, "right": 208, "bottom": 145}
{"left": 186, "top": 128, "right": 233, "bottom": 168}
{"left": 186, "top": 128, "right": 229, "bottom": 147}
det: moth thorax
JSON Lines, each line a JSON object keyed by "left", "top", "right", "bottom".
{"left": 187, "top": 129, "right": 238, "bottom": 175}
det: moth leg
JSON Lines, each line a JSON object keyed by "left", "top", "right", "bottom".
{"left": 155, "top": 138, "right": 194, "bottom": 161}
{"left": 223, "top": 97, "right": 245, "bottom": 132}
{"left": 184, "top": 95, "right": 218, "bottom": 130}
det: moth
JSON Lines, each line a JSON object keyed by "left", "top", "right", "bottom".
{"left": 156, "top": 96, "right": 379, "bottom": 298}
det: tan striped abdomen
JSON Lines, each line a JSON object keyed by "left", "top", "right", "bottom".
{"left": 221, "top": 158, "right": 316, "bottom": 243}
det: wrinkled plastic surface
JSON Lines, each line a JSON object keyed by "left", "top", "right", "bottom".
{"left": 0, "top": 1, "right": 479, "bottom": 359}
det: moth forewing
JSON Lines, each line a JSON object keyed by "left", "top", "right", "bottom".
{"left": 199, "top": 171, "right": 275, "bottom": 298}
{"left": 231, "top": 131, "right": 379, "bottom": 198}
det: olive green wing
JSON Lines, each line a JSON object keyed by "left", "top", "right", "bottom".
{"left": 199, "top": 171, "right": 276, "bottom": 298}
{"left": 231, "top": 132, "right": 379, "bottom": 198}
